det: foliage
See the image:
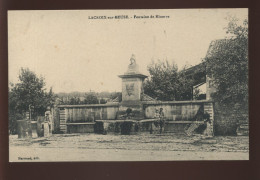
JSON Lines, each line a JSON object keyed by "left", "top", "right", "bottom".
{"left": 68, "top": 97, "right": 81, "bottom": 105}
{"left": 204, "top": 17, "right": 248, "bottom": 135}
{"left": 143, "top": 60, "right": 195, "bottom": 101}
{"left": 56, "top": 91, "right": 120, "bottom": 104}
{"left": 205, "top": 18, "right": 248, "bottom": 109}
{"left": 83, "top": 93, "right": 99, "bottom": 104}
{"left": 100, "top": 98, "right": 107, "bottom": 104}
{"left": 8, "top": 68, "right": 56, "bottom": 134}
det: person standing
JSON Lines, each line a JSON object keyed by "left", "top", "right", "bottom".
{"left": 151, "top": 108, "right": 160, "bottom": 134}
{"left": 203, "top": 112, "right": 213, "bottom": 136}
{"left": 159, "top": 108, "right": 165, "bottom": 134}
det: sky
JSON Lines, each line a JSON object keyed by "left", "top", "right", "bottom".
{"left": 8, "top": 9, "right": 248, "bottom": 93}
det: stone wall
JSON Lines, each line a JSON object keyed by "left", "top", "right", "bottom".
{"left": 67, "top": 124, "right": 95, "bottom": 133}
{"left": 214, "top": 103, "right": 248, "bottom": 135}
{"left": 143, "top": 100, "right": 210, "bottom": 121}
{"left": 56, "top": 100, "right": 214, "bottom": 134}
{"left": 59, "top": 104, "right": 119, "bottom": 120}
{"left": 57, "top": 104, "right": 119, "bottom": 133}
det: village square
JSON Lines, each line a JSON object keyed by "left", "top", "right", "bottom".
{"left": 9, "top": 52, "right": 248, "bottom": 161}
{"left": 8, "top": 9, "right": 248, "bottom": 161}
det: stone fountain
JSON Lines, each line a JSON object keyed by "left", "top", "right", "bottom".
{"left": 95, "top": 55, "right": 157, "bottom": 134}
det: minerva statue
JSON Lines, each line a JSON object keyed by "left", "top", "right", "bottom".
{"left": 130, "top": 54, "right": 136, "bottom": 65}
{"left": 126, "top": 54, "right": 139, "bottom": 74}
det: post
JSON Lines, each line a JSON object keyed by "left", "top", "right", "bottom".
{"left": 28, "top": 105, "right": 34, "bottom": 137}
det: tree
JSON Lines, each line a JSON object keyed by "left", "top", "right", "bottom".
{"left": 143, "top": 60, "right": 195, "bottom": 101}
{"left": 83, "top": 93, "right": 99, "bottom": 104}
{"left": 68, "top": 97, "right": 81, "bottom": 105}
{"left": 100, "top": 98, "right": 107, "bottom": 104}
{"left": 205, "top": 18, "right": 248, "bottom": 108}
{"left": 9, "top": 68, "right": 56, "bottom": 134}
{"left": 204, "top": 17, "right": 248, "bottom": 134}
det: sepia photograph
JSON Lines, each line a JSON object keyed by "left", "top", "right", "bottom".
{"left": 8, "top": 9, "right": 248, "bottom": 162}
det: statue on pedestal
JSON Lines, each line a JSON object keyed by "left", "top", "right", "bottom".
{"left": 130, "top": 54, "right": 136, "bottom": 65}
{"left": 126, "top": 54, "right": 139, "bottom": 74}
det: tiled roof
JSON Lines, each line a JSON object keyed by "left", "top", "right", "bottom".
{"left": 141, "top": 94, "right": 156, "bottom": 101}
{"left": 108, "top": 96, "right": 119, "bottom": 102}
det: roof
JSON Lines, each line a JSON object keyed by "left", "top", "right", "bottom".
{"left": 141, "top": 94, "right": 156, "bottom": 101}
{"left": 108, "top": 96, "right": 120, "bottom": 102}
{"left": 182, "top": 62, "right": 206, "bottom": 76}
{"left": 181, "top": 62, "right": 206, "bottom": 86}
{"left": 180, "top": 39, "right": 231, "bottom": 87}
{"left": 118, "top": 74, "right": 148, "bottom": 79}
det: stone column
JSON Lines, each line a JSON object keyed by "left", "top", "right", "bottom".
{"left": 204, "top": 102, "right": 214, "bottom": 136}
{"left": 206, "top": 75, "right": 216, "bottom": 100}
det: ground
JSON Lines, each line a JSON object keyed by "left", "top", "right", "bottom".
{"left": 9, "top": 133, "right": 249, "bottom": 162}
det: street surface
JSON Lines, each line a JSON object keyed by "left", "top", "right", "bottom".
{"left": 9, "top": 133, "right": 249, "bottom": 162}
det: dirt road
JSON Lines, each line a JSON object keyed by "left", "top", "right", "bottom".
{"left": 9, "top": 133, "right": 249, "bottom": 161}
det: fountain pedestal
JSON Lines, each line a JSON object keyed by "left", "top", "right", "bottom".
{"left": 118, "top": 55, "right": 148, "bottom": 120}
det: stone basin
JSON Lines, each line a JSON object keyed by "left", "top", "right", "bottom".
{"left": 94, "top": 119, "right": 158, "bottom": 135}
{"left": 65, "top": 119, "right": 206, "bottom": 135}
